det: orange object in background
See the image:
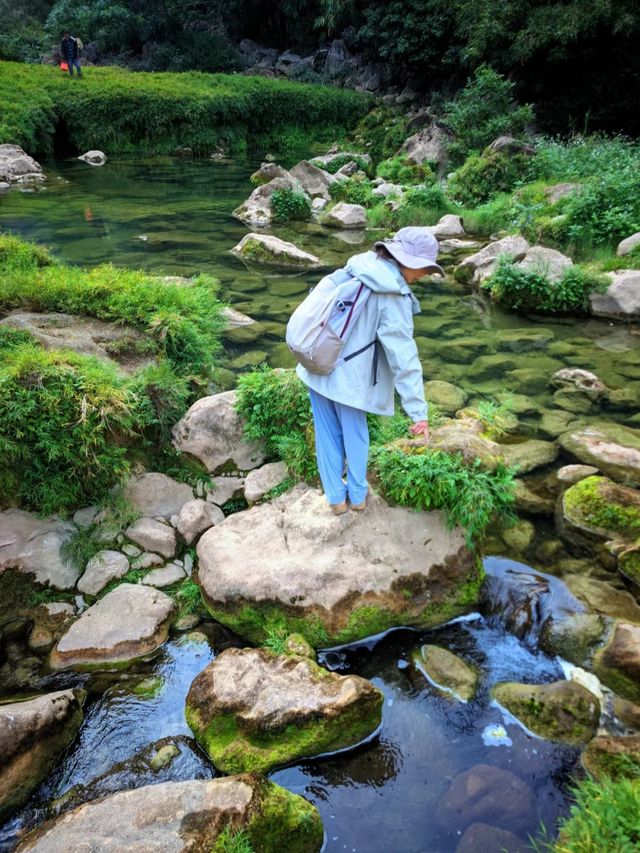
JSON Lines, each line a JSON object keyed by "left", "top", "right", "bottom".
{"left": 60, "top": 62, "right": 69, "bottom": 72}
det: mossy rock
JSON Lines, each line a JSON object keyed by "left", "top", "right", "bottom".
{"left": 559, "top": 423, "right": 640, "bottom": 487}
{"left": 619, "top": 547, "right": 640, "bottom": 592}
{"left": 185, "top": 647, "right": 383, "bottom": 774}
{"left": 583, "top": 735, "right": 640, "bottom": 781}
{"left": 412, "top": 644, "right": 478, "bottom": 702}
{"left": 492, "top": 680, "right": 600, "bottom": 744}
{"left": 559, "top": 476, "right": 640, "bottom": 555}
{"left": 593, "top": 621, "right": 640, "bottom": 702}
{"left": 539, "top": 613, "right": 607, "bottom": 666}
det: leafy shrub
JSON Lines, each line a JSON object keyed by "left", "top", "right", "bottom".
{"left": 329, "top": 175, "right": 375, "bottom": 207}
{"left": 483, "top": 258, "right": 606, "bottom": 314}
{"left": 564, "top": 170, "right": 640, "bottom": 247}
{"left": 443, "top": 66, "right": 534, "bottom": 162}
{"left": 46, "top": 0, "right": 140, "bottom": 54}
{"left": 448, "top": 151, "right": 531, "bottom": 205}
{"left": 376, "top": 156, "right": 433, "bottom": 185}
{"left": 321, "top": 153, "right": 370, "bottom": 175}
{"left": 271, "top": 188, "right": 311, "bottom": 222}
{"left": 371, "top": 445, "right": 516, "bottom": 546}
{"left": 352, "top": 107, "right": 410, "bottom": 162}
{"left": 548, "top": 775, "right": 640, "bottom": 852}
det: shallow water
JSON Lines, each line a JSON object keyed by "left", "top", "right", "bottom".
{"left": 0, "top": 582, "right": 579, "bottom": 852}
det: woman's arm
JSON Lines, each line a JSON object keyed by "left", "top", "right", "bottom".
{"left": 377, "top": 294, "right": 428, "bottom": 423}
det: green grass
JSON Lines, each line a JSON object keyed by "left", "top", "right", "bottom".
{"left": 213, "top": 826, "right": 255, "bottom": 853}
{"left": 0, "top": 60, "right": 372, "bottom": 157}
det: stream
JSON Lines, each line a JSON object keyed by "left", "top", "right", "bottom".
{"left": 0, "top": 155, "right": 633, "bottom": 851}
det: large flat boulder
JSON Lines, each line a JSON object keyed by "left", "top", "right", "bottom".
{"left": 172, "top": 390, "right": 266, "bottom": 474}
{"left": 0, "top": 144, "right": 44, "bottom": 184}
{"left": 15, "top": 776, "right": 323, "bottom": 853}
{"left": 186, "top": 646, "right": 383, "bottom": 773}
{"left": 559, "top": 423, "right": 640, "bottom": 486}
{"left": 0, "top": 311, "right": 156, "bottom": 372}
{"left": 0, "top": 509, "right": 78, "bottom": 589}
{"left": 231, "top": 233, "right": 323, "bottom": 269}
{"left": 290, "top": 160, "right": 336, "bottom": 200}
{"left": 196, "top": 486, "right": 480, "bottom": 647}
{"left": 0, "top": 689, "right": 84, "bottom": 820}
{"left": 122, "top": 472, "right": 194, "bottom": 520}
{"left": 454, "top": 235, "right": 530, "bottom": 285}
{"left": 50, "top": 583, "right": 175, "bottom": 670}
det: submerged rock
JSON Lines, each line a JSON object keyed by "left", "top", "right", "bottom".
{"left": 424, "top": 379, "right": 467, "bottom": 414}
{"left": 438, "top": 764, "right": 536, "bottom": 837}
{"left": 196, "top": 486, "right": 480, "bottom": 647}
{"left": 16, "top": 776, "right": 323, "bottom": 853}
{"left": 78, "top": 150, "right": 106, "bottom": 166}
{"left": 0, "top": 509, "right": 78, "bottom": 589}
{"left": 186, "top": 646, "right": 383, "bottom": 773}
{"left": 456, "top": 823, "right": 530, "bottom": 853}
{"left": 122, "top": 472, "right": 194, "bottom": 520}
{"left": 231, "top": 233, "right": 323, "bottom": 269}
{"left": 50, "top": 583, "right": 175, "bottom": 670}
{"left": 559, "top": 423, "right": 640, "bottom": 486}
{"left": 413, "top": 645, "right": 478, "bottom": 701}
{"left": 0, "top": 689, "right": 84, "bottom": 820}
{"left": 172, "top": 390, "right": 266, "bottom": 474}
{"left": 492, "top": 680, "right": 599, "bottom": 744}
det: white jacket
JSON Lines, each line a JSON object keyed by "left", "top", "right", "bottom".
{"left": 296, "top": 251, "right": 428, "bottom": 421}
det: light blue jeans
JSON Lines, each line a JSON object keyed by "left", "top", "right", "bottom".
{"left": 309, "top": 388, "right": 369, "bottom": 506}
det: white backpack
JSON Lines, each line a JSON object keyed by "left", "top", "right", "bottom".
{"left": 286, "top": 271, "right": 372, "bottom": 375}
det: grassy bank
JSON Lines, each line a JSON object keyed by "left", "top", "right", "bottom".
{"left": 0, "top": 235, "right": 222, "bottom": 514}
{"left": 0, "top": 61, "right": 372, "bottom": 157}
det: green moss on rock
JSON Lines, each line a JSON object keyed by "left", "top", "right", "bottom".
{"left": 241, "top": 776, "right": 323, "bottom": 853}
{"left": 564, "top": 476, "right": 640, "bottom": 541}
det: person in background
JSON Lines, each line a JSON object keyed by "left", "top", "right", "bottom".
{"left": 297, "top": 227, "right": 442, "bottom": 515}
{"left": 61, "top": 32, "right": 82, "bottom": 77}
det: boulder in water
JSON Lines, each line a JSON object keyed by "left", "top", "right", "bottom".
{"left": 500, "top": 439, "right": 558, "bottom": 474}
{"left": 250, "top": 161, "right": 290, "bottom": 185}
{"left": 185, "top": 646, "right": 383, "bottom": 773}
{"left": 196, "top": 485, "right": 480, "bottom": 647}
{"left": 321, "top": 202, "right": 366, "bottom": 229}
{"left": 424, "top": 380, "right": 467, "bottom": 414}
{"left": 594, "top": 621, "right": 640, "bottom": 701}
{"left": 290, "top": 160, "right": 336, "bottom": 200}
{"left": 0, "top": 689, "right": 84, "bottom": 820}
{"left": 78, "top": 150, "right": 107, "bottom": 166}
{"left": 231, "top": 233, "right": 323, "bottom": 269}
{"left": 233, "top": 174, "right": 298, "bottom": 227}
{"left": 412, "top": 645, "right": 478, "bottom": 701}
{"left": 559, "top": 423, "right": 640, "bottom": 486}
{"left": 50, "top": 583, "right": 175, "bottom": 670}
{"left": 454, "top": 235, "right": 530, "bottom": 284}
{"left": 0, "top": 144, "right": 45, "bottom": 184}
{"left": 456, "top": 823, "right": 530, "bottom": 853}
{"left": 0, "top": 509, "right": 78, "bottom": 590}
{"left": 172, "top": 390, "right": 266, "bottom": 474}
{"left": 431, "top": 214, "right": 465, "bottom": 239}
{"left": 492, "top": 679, "right": 600, "bottom": 744}
{"left": 15, "top": 776, "right": 323, "bottom": 852}
{"left": 590, "top": 270, "right": 640, "bottom": 321}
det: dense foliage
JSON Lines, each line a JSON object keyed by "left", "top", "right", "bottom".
{"left": 271, "top": 187, "right": 312, "bottom": 222}
{"left": 0, "top": 61, "right": 371, "bottom": 156}
{"left": 235, "top": 367, "right": 516, "bottom": 544}
{"left": 0, "top": 235, "right": 221, "bottom": 513}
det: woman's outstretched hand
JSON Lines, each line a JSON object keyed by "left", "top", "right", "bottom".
{"left": 409, "top": 420, "right": 429, "bottom": 442}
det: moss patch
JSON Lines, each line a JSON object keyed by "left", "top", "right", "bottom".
{"left": 243, "top": 777, "right": 323, "bottom": 853}
{"left": 564, "top": 476, "right": 640, "bottom": 541}
{"left": 583, "top": 736, "right": 640, "bottom": 782}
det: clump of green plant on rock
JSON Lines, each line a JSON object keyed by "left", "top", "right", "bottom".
{"left": 270, "top": 187, "right": 311, "bottom": 222}
{"left": 329, "top": 174, "right": 375, "bottom": 207}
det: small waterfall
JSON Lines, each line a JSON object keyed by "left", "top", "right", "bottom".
{"left": 480, "top": 556, "right": 585, "bottom": 649}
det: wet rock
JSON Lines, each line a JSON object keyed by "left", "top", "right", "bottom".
{"left": 0, "top": 509, "right": 78, "bottom": 589}
{"left": 501, "top": 519, "right": 535, "bottom": 552}
{"left": 583, "top": 735, "right": 640, "bottom": 780}
{"left": 196, "top": 486, "right": 479, "bottom": 647}
{"left": 540, "top": 612, "right": 606, "bottom": 665}
{"left": 455, "top": 235, "right": 529, "bottom": 285}
{"left": 122, "top": 472, "right": 193, "bottom": 521}
{"left": 559, "top": 423, "right": 640, "bottom": 486}
{"left": 538, "top": 409, "right": 580, "bottom": 439}
{"left": 617, "top": 232, "right": 640, "bottom": 257}
{"left": 558, "top": 476, "right": 640, "bottom": 557}
{"left": 149, "top": 742, "right": 180, "bottom": 771}
{"left": 456, "top": 823, "right": 530, "bottom": 853}
{"left": 497, "top": 328, "right": 555, "bottom": 353}
{"left": 244, "top": 461, "right": 289, "bottom": 505}
{"left": 173, "top": 613, "right": 200, "bottom": 632}
{"left": 0, "top": 144, "right": 44, "bottom": 184}
{"left": 513, "top": 480, "right": 555, "bottom": 515}
{"left": 428, "top": 420, "right": 503, "bottom": 471}
{"left": 321, "top": 202, "right": 366, "bottom": 229}
{"left": 594, "top": 621, "right": 640, "bottom": 701}
{"left": 290, "top": 160, "right": 336, "bottom": 200}
{"left": 176, "top": 499, "right": 224, "bottom": 545}
{"left": 424, "top": 379, "right": 467, "bottom": 414}
{"left": 186, "top": 646, "right": 383, "bottom": 773}
{"left": 125, "top": 518, "right": 177, "bottom": 559}
{"left": 555, "top": 464, "right": 600, "bottom": 486}
{"left": 233, "top": 174, "right": 298, "bottom": 227}
{"left": 619, "top": 545, "right": 640, "bottom": 591}
{"left": 400, "top": 124, "right": 450, "bottom": 168}
{"left": 78, "top": 150, "right": 106, "bottom": 165}
{"left": 141, "top": 563, "right": 185, "bottom": 588}
{"left": 206, "top": 476, "right": 245, "bottom": 506}
{"left": 231, "top": 233, "right": 323, "bottom": 269}
{"left": 438, "top": 764, "right": 536, "bottom": 837}
{"left": 412, "top": 645, "right": 478, "bottom": 701}
{"left": 50, "top": 583, "right": 175, "bottom": 670}
{"left": 516, "top": 246, "right": 573, "bottom": 283}
{"left": 16, "top": 776, "right": 322, "bottom": 852}
{"left": 565, "top": 576, "right": 640, "bottom": 625}
{"left": 500, "top": 439, "right": 558, "bottom": 474}
{"left": 492, "top": 680, "right": 599, "bottom": 744}
{"left": 431, "top": 214, "right": 465, "bottom": 239}
{"left": 0, "top": 689, "right": 84, "bottom": 819}
{"left": 590, "top": 271, "right": 640, "bottom": 321}
{"left": 172, "top": 390, "right": 266, "bottom": 474}
{"left": 27, "top": 623, "right": 54, "bottom": 653}
{"left": 551, "top": 368, "right": 607, "bottom": 397}
{"left": 612, "top": 696, "right": 640, "bottom": 731}
{"left": 77, "top": 549, "right": 129, "bottom": 596}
